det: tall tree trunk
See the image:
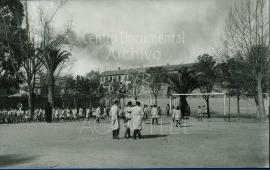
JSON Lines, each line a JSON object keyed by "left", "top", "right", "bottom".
{"left": 257, "top": 74, "right": 266, "bottom": 120}
{"left": 206, "top": 97, "right": 210, "bottom": 118}
{"left": 237, "top": 93, "right": 240, "bottom": 118}
{"left": 84, "top": 93, "right": 87, "bottom": 111}
{"left": 48, "top": 74, "right": 55, "bottom": 107}
{"left": 180, "top": 95, "right": 190, "bottom": 117}
{"left": 203, "top": 95, "right": 210, "bottom": 118}
{"left": 254, "top": 96, "right": 259, "bottom": 119}
{"left": 28, "top": 86, "right": 34, "bottom": 119}
{"left": 155, "top": 94, "right": 158, "bottom": 106}
{"left": 73, "top": 94, "right": 76, "bottom": 107}
{"left": 89, "top": 95, "right": 92, "bottom": 115}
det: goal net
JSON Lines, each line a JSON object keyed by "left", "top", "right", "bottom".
{"left": 170, "top": 93, "right": 227, "bottom": 119}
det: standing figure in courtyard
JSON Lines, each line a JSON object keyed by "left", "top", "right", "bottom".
{"left": 131, "top": 101, "right": 144, "bottom": 139}
{"left": 151, "top": 105, "right": 158, "bottom": 125}
{"left": 110, "top": 100, "right": 120, "bottom": 139}
{"left": 124, "top": 101, "right": 132, "bottom": 138}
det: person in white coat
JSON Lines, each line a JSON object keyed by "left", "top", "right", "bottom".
{"left": 110, "top": 100, "right": 120, "bottom": 139}
{"left": 171, "top": 105, "right": 175, "bottom": 122}
{"left": 79, "top": 107, "right": 83, "bottom": 120}
{"left": 85, "top": 108, "right": 90, "bottom": 120}
{"left": 95, "top": 106, "right": 101, "bottom": 123}
{"left": 174, "top": 106, "right": 182, "bottom": 127}
{"left": 131, "top": 101, "right": 144, "bottom": 139}
{"left": 197, "top": 106, "right": 203, "bottom": 121}
{"left": 54, "top": 108, "right": 59, "bottom": 122}
{"left": 151, "top": 105, "right": 158, "bottom": 125}
{"left": 124, "top": 101, "right": 132, "bottom": 138}
{"left": 143, "top": 105, "right": 149, "bottom": 120}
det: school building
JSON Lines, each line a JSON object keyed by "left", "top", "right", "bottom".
{"left": 99, "top": 63, "right": 194, "bottom": 93}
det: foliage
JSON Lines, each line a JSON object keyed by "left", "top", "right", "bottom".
{"left": 42, "top": 46, "right": 71, "bottom": 75}
{"left": 195, "top": 54, "right": 217, "bottom": 93}
{"left": 194, "top": 54, "right": 218, "bottom": 118}
{"left": 246, "top": 45, "right": 269, "bottom": 83}
{"left": 0, "top": 0, "right": 24, "bottom": 96}
{"left": 127, "top": 74, "right": 144, "bottom": 101}
{"left": 146, "top": 66, "right": 167, "bottom": 105}
{"left": 41, "top": 45, "right": 71, "bottom": 106}
{"left": 224, "top": 0, "right": 269, "bottom": 120}
{"left": 218, "top": 55, "right": 251, "bottom": 97}
{"left": 167, "top": 66, "right": 203, "bottom": 116}
{"left": 59, "top": 71, "right": 104, "bottom": 108}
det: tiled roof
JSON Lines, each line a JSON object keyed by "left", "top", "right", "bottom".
{"left": 100, "top": 63, "right": 194, "bottom": 76}
{"left": 100, "top": 68, "right": 142, "bottom": 76}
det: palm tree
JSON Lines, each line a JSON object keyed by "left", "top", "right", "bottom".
{"left": 42, "top": 45, "right": 71, "bottom": 107}
{"left": 167, "top": 66, "right": 204, "bottom": 117}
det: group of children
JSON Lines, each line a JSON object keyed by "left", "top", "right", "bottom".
{"left": 170, "top": 104, "right": 207, "bottom": 126}
{"left": 0, "top": 109, "right": 43, "bottom": 124}
{"left": 52, "top": 106, "right": 112, "bottom": 122}
{"left": 142, "top": 105, "right": 162, "bottom": 124}
{"left": 112, "top": 100, "right": 208, "bottom": 140}
{"left": 52, "top": 107, "right": 88, "bottom": 122}
{"left": 109, "top": 101, "right": 164, "bottom": 139}
{"left": 0, "top": 103, "right": 207, "bottom": 126}
{"left": 197, "top": 105, "right": 207, "bottom": 121}
{"left": 171, "top": 105, "right": 182, "bottom": 127}
{"left": 116, "top": 101, "right": 146, "bottom": 139}
{"left": 0, "top": 106, "right": 109, "bottom": 124}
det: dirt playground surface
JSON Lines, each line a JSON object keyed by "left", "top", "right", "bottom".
{"left": 0, "top": 117, "right": 269, "bottom": 168}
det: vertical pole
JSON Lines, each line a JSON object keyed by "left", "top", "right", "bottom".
{"left": 268, "top": 57, "right": 270, "bottom": 116}
{"left": 169, "top": 95, "right": 172, "bottom": 113}
{"left": 268, "top": 0, "right": 270, "bottom": 116}
{"left": 170, "top": 95, "right": 172, "bottom": 134}
{"left": 148, "top": 84, "right": 152, "bottom": 105}
{"left": 228, "top": 95, "right": 231, "bottom": 122}
{"left": 224, "top": 94, "right": 226, "bottom": 122}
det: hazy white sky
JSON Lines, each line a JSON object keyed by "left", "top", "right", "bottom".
{"left": 28, "top": 0, "right": 236, "bottom": 76}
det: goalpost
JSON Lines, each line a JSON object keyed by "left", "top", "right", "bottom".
{"left": 170, "top": 93, "right": 227, "bottom": 121}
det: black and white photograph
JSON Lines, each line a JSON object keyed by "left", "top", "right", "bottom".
{"left": 0, "top": 0, "right": 269, "bottom": 168}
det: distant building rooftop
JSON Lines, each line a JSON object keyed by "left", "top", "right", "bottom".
{"left": 100, "top": 63, "right": 194, "bottom": 76}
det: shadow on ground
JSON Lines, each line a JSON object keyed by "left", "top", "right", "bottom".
{"left": 142, "top": 134, "right": 167, "bottom": 139}
{"left": 0, "top": 154, "right": 38, "bottom": 167}
{"left": 180, "top": 125, "right": 192, "bottom": 127}
{"left": 144, "top": 122, "right": 171, "bottom": 125}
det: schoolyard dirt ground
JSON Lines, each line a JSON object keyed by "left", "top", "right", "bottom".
{"left": 0, "top": 117, "right": 269, "bottom": 168}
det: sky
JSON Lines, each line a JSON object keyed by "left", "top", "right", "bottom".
{"left": 28, "top": 0, "right": 236, "bottom": 76}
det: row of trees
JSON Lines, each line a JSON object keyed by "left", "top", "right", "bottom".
{"left": 223, "top": 0, "right": 269, "bottom": 120}
{"left": 146, "top": 0, "right": 269, "bottom": 121}
{"left": 60, "top": 71, "right": 105, "bottom": 109}
{"left": 105, "top": 46, "right": 268, "bottom": 121}
{"left": 0, "top": 0, "right": 72, "bottom": 118}
{"left": 150, "top": 55, "right": 216, "bottom": 118}
{"left": 137, "top": 49, "right": 268, "bottom": 120}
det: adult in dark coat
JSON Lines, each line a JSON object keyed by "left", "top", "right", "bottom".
{"left": 45, "top": 102, "right": 52, "bottom": 123}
